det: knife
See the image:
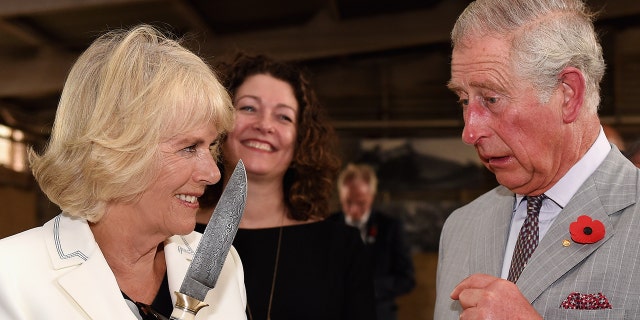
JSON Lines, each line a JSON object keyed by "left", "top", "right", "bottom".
{"left": 169, "top": 159, "right": 247, "bottom": 320}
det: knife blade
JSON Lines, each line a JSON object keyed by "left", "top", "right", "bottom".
{"left": 170, "top": 159, "right": 247, "bottom": 320}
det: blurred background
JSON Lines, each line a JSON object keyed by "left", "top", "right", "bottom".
{"left": 1, "top": 0, "right": 640, "bottom": 318}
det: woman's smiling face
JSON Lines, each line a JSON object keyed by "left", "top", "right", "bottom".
{"left": 134, "top": 123, "right": 222, "bottom": 236}
{"left": 223, "top": 74, "right": 299, "bottom": 181}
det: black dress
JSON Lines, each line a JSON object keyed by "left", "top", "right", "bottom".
{"left": 231, "top": 219, "right": 376, "bottom": 320}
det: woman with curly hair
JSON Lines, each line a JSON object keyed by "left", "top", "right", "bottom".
{"left": 196, "top": 53, "right": 375, "bottom": 320}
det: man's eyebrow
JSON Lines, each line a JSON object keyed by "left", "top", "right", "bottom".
{"left": 471, "top": 81, "right": 504, "bottom": 93}
{"left": 446, "top": 80, "right": 505, "bottom": 94}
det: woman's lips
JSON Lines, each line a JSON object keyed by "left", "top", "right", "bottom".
{"left": 243, "top": 140, "right": 274, "bottom": 152}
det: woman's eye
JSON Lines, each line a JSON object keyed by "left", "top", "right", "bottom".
{"left": 279, "top": 114, "right": 294, "bottom": 123}
{"left": 237, "top": 105, "right": 255, "bottom": 112}
{"left": 457, "top": 98, "right": 469, "bottom": 107}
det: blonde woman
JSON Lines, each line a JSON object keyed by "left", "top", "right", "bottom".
{"left": 0, "top": 25, "right": 246, "bottom": 319}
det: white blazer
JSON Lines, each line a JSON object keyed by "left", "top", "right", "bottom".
{"left": 0, "top": 213, "right": 247, "bottom": 319}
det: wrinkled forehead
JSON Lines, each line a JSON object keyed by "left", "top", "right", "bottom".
{"left": 452, "top": 34, "right": 512, "bottom": 66}
{"left": 449, "top": 35, "right": 515, "bottom": 91}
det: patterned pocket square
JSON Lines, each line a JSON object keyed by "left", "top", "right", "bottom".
{"left": 561, "top": 292, "right": 612, "bottom": 309}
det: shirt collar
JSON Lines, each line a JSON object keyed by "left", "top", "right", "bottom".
{"left": 345, "top": 209, "right": 372, "bottom": 227}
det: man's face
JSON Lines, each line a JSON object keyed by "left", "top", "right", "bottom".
{"left": 448, "top": 35, "right": 568, "bottom": 195}
{"left": 340, "top": 179, "right": 374, "bottom": 223}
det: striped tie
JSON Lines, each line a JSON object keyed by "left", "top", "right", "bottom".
{"left": 507, "top": 194, "right": 546, "bottom": 283}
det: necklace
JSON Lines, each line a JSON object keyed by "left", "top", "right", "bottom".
{"left": 247, "top": 225, "right": 283, "bottom": 320}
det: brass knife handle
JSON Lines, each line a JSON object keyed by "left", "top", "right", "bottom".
{"left": 169, "top": 291, "right": 209, "bottom": 320}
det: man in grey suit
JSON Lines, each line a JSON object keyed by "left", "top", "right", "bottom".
{"left": 436, "top": 0, "right": 640, "bottom": 318}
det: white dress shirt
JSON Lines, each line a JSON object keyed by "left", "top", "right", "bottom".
{"left": 345, "top": 210, "right": 371, "bottom": 241}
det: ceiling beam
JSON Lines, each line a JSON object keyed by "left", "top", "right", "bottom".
{"left": 0, "top": 0, "right": 157, "bottom": 17}
{"left": 199, "top": 0, "right": 470, "bottom": 62}
{"left": 332, "top": 119, "right": 464, "bottom": 129}
{"left": 2, "top": 0, "right": 640, "bottom": 99}
{"left": 0, "top": 19, "right": 49, "bottom": 46}
{"left": 167, "top": 0, "right": 213, "bottom": 35}
{"left": 590, "top": 0, "right": 640, "bottom": 19}
{"left": 0, "top": 48, "right": 76, "bottom": 97}
{"left": 198, "top": 0, "right": 640, "bottom": 63}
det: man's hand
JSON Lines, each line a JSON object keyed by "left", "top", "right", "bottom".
{"left": 450, "top": 273, "right": 542, "bottom": 320}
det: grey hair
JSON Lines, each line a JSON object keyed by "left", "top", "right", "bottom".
{"left": 451, "top": 0, "right": 605, "bottom": 113}
{"left": 337, "top": 163, "right": 378, "bottom": 195}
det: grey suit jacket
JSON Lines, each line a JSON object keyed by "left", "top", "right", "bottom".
{"left": 0, "top": 213, "right": 247, "bottom": 319}
{"left": 435, "top": 147, "right": 640, "bottom": 319}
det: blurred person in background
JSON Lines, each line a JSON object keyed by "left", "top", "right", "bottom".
{"left": 329, "top": 163, "right": 415, "bottom": 320}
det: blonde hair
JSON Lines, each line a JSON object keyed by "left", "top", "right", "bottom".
{"left": 337, "top": 163, "right": 378, "bottom": 195}
{"left": 29, "top": 25, "right": 234, "bottom": 222}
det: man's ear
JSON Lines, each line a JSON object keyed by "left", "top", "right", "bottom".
{"left": 558, "top": 67, "right": 585, "bottom": 123}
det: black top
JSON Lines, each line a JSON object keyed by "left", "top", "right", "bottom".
{"left": 227, "top": 219, "right": 376, "bottom": 320}
{"left": 122, "top": 271, "right": 172, "bottom": 319}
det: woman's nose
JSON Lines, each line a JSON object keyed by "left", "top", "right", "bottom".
{"left": 253, "top": 114, "right": 274, "bottom": 134}
{"left": 196, "top": 152, "right": 221, "bottom": 185}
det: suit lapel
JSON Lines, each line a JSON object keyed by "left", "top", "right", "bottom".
{"left": 57, "top": 248, "right": 136, "bottom": 319}
{"left": 43, "top": 215, "right": 207, "bottom": 319}
{"left": 517, "top": 149, "right": 637, "bottom": 302}
{"left": 164, "top": 232, "right": 199, "bottom": 305}
{"left": 46, "top": 214, "right": 136, "bottom": 319}
{"left": 516, "top": 184, "right": 613, "bottom": 302}
{"left": 470, "top": 187, "right": 514, "bottom": 276}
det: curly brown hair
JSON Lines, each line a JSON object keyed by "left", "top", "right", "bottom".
{"left": 201, "top": 52, "right": 341, "bottom": 221}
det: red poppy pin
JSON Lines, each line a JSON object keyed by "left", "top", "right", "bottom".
{"left": 366, "top": 226, "right": 377, "bottom": 244}
{"left": 368, "top": 226, "right": 378, "bottom": 238}
{"left": 569, "top": 215, "right": 605, "bottom": 244}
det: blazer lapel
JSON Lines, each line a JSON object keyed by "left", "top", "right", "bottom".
{"left": 46, "top": 214, "right": 136, "bottom": 320}
{"left": 470, "top": 187, "right": 515, "bottom": 276}
{"left": 516, "top": 149, "right": 637, "bottom": 302}
{"left": 164, "top": 232, "right": 200, "bottom": 305}
{"left": 57, "top": 248, "right": 136, "bottom": 319}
